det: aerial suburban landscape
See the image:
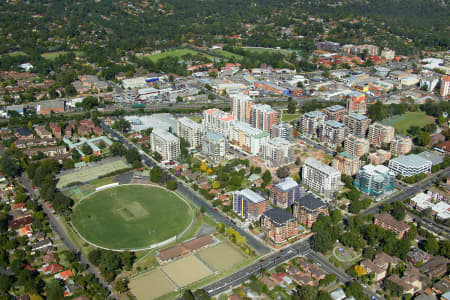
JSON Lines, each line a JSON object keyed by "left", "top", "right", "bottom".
{"left": 0, "top": 0, "right": 450, "bottom": 300}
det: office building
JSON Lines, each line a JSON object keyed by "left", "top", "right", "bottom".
{"left": 176, "top": 117, "right": 203, "bottom": 149}
{"left": 323, "top": 105, "right": 346, "bottom": 122}
{"left": 201, "top": 132, "right": 228, "bottom": 162}
{"left": 232, "top": 93, "right": 253, "bottom": 123}
{"left": 259, "top": 137, "right": 295, "bottom": 167}
{"left": 388, "top": 154, "right": 432, "bottom": 177}
{"left": 346, "top": 92, "right": 367, "bottom": 115}
{"left": 300, "top": 111, "right": 325, "bottom": 136}
{"left": 233, "top": 188, "right": 269, "bottom": 221}
{"left": 344, "top": 134, "right": 370, "bottom": 157}
{"left": 261, "top": 208, "right": 298, "bottom": 244}
{"left": 342, "top": 113, "right": 371, "bottom": 137}
{"left": 321, "top": 120, "right": 345, "bottom": 146}
{"left": 354, "top": 165, "right": 395, "bottom": 198}
{"left": 150, "top": 128, "right": 180, "bottom": 161}
{"left": 302, "top": 157, "right": 341, "bottom": 198}
{"left": 270, "top": 177, "right": 301, "bottom": 209}
{"left": 250, "top": 104, "right": 278, "bottom": 132}
{"left": 293, "top": 192, "right": 328, "bottom": 228}
{"left": 368, "top": 122, "right": 395, "bottom": 148}
{"left": 332, "top": 151, "right": 361, "bottom": 176}
{"left": 270, "top": 122, "right": 294, "bottom": 140}
{"left": 390, "top": 135, "right": 412, "bottom": 157}
{"left": 229, "top": 121, "right": 269, "bottom": 154}
{"left": 202, "top": 108, "right": 234, "bottom": 138}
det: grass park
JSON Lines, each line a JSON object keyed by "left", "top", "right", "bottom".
{"left": 382, "top": 111, "right": 435, "bottom": 134}
{"left": 197, "top": 242, "right": 246, "bottom": 272}
{"left": 129, "top": 268, "right": 177, "bottom": 300}
{"left": 243, "top": 47, "right": 295, "bottom": 56}
{"left": 72, "top": 184, "right": 193, "bottom": 250}
{"left": 144, "top": 48, "right": 215, "bottom": 63}
{"left": 41, "top": 51, "right": 85, "bottom": 60}
{"left": 56, "top": 159, "right": 130, "bottom": 188}
{"left": 213, "top": 49, "right": 243, "bottom": 60}
{"left": 281, "top": 113, "right": 301, "bottom": 122}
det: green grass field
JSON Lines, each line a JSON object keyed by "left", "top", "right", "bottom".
{"left": 382, "top": 111, "right": 435, "bottom": 134}
{"left": 281, "top": 114, "right": 301, "bottom": 122}
{"left": 243, "top": 47, "right": 294, "bottom": 56}
{"left": 143, "top": 49, "right": 214, "bottom": 62}
{"left": 56, "top": 159, "right": 130, "bottom": 188}
{"left": 129, "top": 268, "right": 176, "bottom": 300}
{"left": 41, "top": 51, "right": 85, "bottom": 60}
{"left": 2, "top": 51, "right": 28, "bottom": 57}
{"left": 197, "top": 242, "right": 246, "bottom": 272}
{"left": 72, "top": 185, "right": 193, "bottom": 250}
{"left": 213, "top": 50, "right": 243, "bottom": 60}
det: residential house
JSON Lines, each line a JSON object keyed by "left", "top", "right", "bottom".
{"left": 407, "top": 248, "right": 432, "bottom": 265}
{"left": 386, "top": 275, "right": 415, "bottom": 295}
{"left": 421, "top": 256, "right": 449, "bottom": 279}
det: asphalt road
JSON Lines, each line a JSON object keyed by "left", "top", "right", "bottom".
{"left": 16, "top": 175, "right": 115, "bottom": 298}
{"left": 101, "top": 121, "right": 272, "bottom": 255}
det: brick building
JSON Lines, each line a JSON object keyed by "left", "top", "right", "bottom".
{"left": 260, "top": 208, "right": 298, "bottom": 244}
{"left": 293, "top": 192, "right": 328, "bottom": 228}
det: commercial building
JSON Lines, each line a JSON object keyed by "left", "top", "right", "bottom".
{"left": 260, "top": 208, "right": 298, "bottom": 244}
{"left": 374, "top": 212, "right": 410, "bottom": 239}
{"left": 201, "top": 132, "right": 228, "bottom": 163}
{"left": 176, "top": 117, "right": 203, "bottom": 149}
{"left": 332, "top": 151, "right": 361, "bottom": 176}
{"left": 254, "top": 81, "right": 290, "bottom": 96}
{"left": 346, "top": 92, "right": 367, "bottom": 115}
{"left": 323, "top": 105, "right": 346, "bottom": 122}
{"left": 388, "top": 154, "right": 432, "bottom": 177}
{"left": 390, "top": 135, "right": 412, "bottom": 157}
{"left": 417, "top": 151, "right": 444, "bottom": 166}
{"left": 321, "top": 120, "right": 345, "bottom": 146}
{"left": 150, "top": 128, "right": 180, "bottom": 161}
{"left": 231, "top": 93, "right": 253, "bottom": 123}
{"left": 342, "top": 113, "right": 371, "bottom": 137}
{"left": 202, "top": 108, "right": 234, "bottom": 138}
{"left": 270, "top": 122, "right": 294, "bottom": 140}
{"left": 300, "top": 111, "right": 325, "bottom": 136}
{"left": 368, "top": 122, "right": 395, "bottom": 147}
{"left": 232, "top": 188, "right": 269, "bottom": 221}
{"left": 354, "top": 165, "right": 395, "bottom": 198}
{"left": 302, "top": 157, "right": 341, "bottom": 198}
{"left": 259, "top": 137, "right": 295, "bottom": 167}
{"left": 250, "top": 104, "right": 279, "bottom": 132}
{"left": 122, "top": 77, "right": 148, "bottom": 89}
{"left": 441, "top": 75, "right": 450, "bottom": 97}
{"left": 270, "top": 177, "right": 301, "bottom": 209}
{"left": 229, "top": 121, "right": 269, "bottom": 154}
{"left": 37, "top": 99, "right": 65, "bottom": 115}
{"left": 344, "top": 134, "right": 370, "bottom": 157}
{"left": 293, "top": 192, "right": 328, "bottom": 228}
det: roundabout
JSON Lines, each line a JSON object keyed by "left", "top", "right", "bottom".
{"left": 72, "top": 184, "right": 193, "bottom": 251}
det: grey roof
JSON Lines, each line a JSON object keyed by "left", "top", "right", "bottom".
{"left": 39, "top": 99, "right": 65, "bottom": 109}
{"left": 391, "top": 154, "right": 432, "bottom": 167}
{"left": 325, "top": 120, "right": 344, "bottom": 128}
{"left": 177, "top": 116, "right": 202, "bottom": 130}
{"left": 325, "top": 105, "right": 345, "bottom": 112}
{"left": 262, "top": 207, "right": 296, "bottom": 226}
{"left": 205, "top": 131, "right": 225, "bottom": 142}
{"left": 14, "top": 127, "right": 33, "bottom": 136}
{"left": 304, "top": 110, "right": 325, "bottom": 118}
{"left": 304, "top": 157, "right": 340, "bottom": 175}
{"left": 274, "top": 177, "right": 299, "bottom": 192}
{"left": 348, "top": 113, "right": 368, "bottom": 121}
{"left": 152, "top": 128, "right": 179, "bottom": 142}
{"left": 238, "top": 188, "right": 266, "bottom": 204}
{"left": 417, "top": 151, "right": 444, "bottom": 166}
{"left": 296, "top": 192, "right": 327, "bottom": 211}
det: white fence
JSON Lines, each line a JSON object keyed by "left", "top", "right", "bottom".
{"left": 96, "top": 182, "right": 119, "bottom": 191}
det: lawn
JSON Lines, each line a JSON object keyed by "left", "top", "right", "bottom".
{"left": 143, "top": 48, "right": 214, "bottom": 62}
{"left": 213, "top": 50, "right": 243, "bottom": 60}
{"left": 161, "top": 255, "right": 213, "bottom": 287}
{"left": 129, "top": 268, "right": 176, "bottom": 300}
{"left": 72, "top": 185, "right": 193, "bottom": 250}
{"left": 197, "top": 242, "right": 246, "bottom": 272}
{"left": 243, "top": 47, "right": 295, "bottom": 56}
{"left": 281, "top": 113, "right": 301, "bottom": 122}
{"left": 382, "top": 111, "right": 435, "bottom": 134}
{"left": 42, "top": 51, "right": 85, "bottom": 60}
{"left": 3, "top": 51, "right": 28, "bottom": 57}
{"left": 56, "top": 159, "right": 130, "bottom": 188}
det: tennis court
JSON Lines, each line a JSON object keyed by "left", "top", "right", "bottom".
{"left": 129, "top": 268, "right": 176, "bottom": 300}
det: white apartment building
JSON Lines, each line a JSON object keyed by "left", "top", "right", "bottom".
{"left": 176, "top": 116, "right": 203, "bottom": 149}
{"left": 344, "top": 135, "right": 370, "bottom": 157}
{"left": 388, "top": 154, "right": 432, "bottom": 177}
{"left": 368, "top": 122, "right": 395, "bottom": 148}
{"left": 302, "top": 157, "right": 341, "bottom": 198}
{"left": 259, "top": 137, "right": 295, "bottom": 168}
{"left": 321, "top": 120, "right": 345, "bottom": 147}
{"left": 202, "top": 108, "right": 234, "bottom": 138}
{"left": 300, "top": 111, "right": 325, "bottom": 136}
{"left": 271, "top": 122, "right": 294, "bottom": 140}
{"left": 229, "top": 121, "right": 269, "bottom": 154}
{"left": 150, "top": 128, "right": 180, "bottom": 161}
{"left": 201, "top": 132, "right": 228, "bottom": 162}
{"left": 232, "top": 93, "right": 253, "bottom": 123}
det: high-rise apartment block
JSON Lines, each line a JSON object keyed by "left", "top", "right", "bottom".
{"left": 260, "top": 137, "right": 295, "bottom": 167}
{"left": 270, "top": 177, "right": 301, "bottom": 209}
{"left": 229, "top": 121, "right": 269, "bottom": 154}
{"left": 300, "top": 111, "right": 325, "bottom": 136}
{"left": 201, "top": 132, "right": 228, "bottom": 162}
{"left": 321, "top": 120, "right": 345, "bottom": 146}
{"left": 202, "top": 108, "right": 234, "bottom": 138}
{"left": 354, "top": 165, "right": 395, "bottom": 198}
{"left": 368, "top": 122, "right": 395, "bottom": 148}
{"left": 344, "top": 134, "right": 370, "bottom": 157}
{"left": 270, "top": 122, "right": 294, "bottom": 140}
{"left": 176, "top": 116, "right": 203, "bottom": 149}
{"left": 323, "top": 105, "right": 346, "bottom": 122}
{"left": 332, "top": 151, "right": 361, "bottom": 176}
{"left": 346, "top": 92, "right": 367, "bottom": 115}
{"left": 342, "top": 113, "right": 371, "bottom": 137}
{"left": 390, "top": 135, "right": 412, "bottom": 157}
{"left": 150, "top": 128, "right": 180, "bottom": 161}
{"left": 302, "top": 157, "right": 341, "bottom": 198}
{"left": 250, "top": 104, "right": 278, "bottom": 132}
{"left": 232, "top": 93, "right": 253, "bottom": 123}
{"left": 233, "top": 188, "right": 269, "bottom": 221}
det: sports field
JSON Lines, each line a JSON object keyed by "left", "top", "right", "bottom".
{"left": 144, "top": 49, "right": 214, "bottom": 62}
{"left": 42, "top": 51, "right": 85, "bottom": 60}
{"left": 72, "top": 185, "right": 193, "bottom": 250}
{"left": 56, "top": 159, "right": 129, "bottom": 188}
{"left": 382, "top": 111, "right": 435, "bottom": 134}
{"left": 243, "top": 47, "right": 295, "bottom": 56}
{"left": 281, "top": 113, "right": 301, "bottom": 122}
{"left": 129, "top": 269, "right": 176, "bottom": 300}
{"left": 214, "top": 50, "right": 243, "bottom": 60}
{"left": 197, "top": 242, "right": 246, "bottom": 272}
{"left": 161, "top": 255, "right": 213, "bottom": 287}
